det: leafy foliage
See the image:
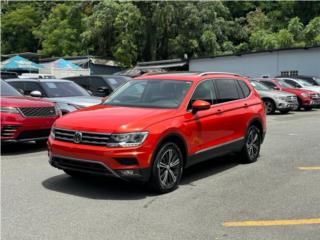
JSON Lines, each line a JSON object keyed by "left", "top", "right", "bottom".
{"left": 1, "top": 1, "right": 320, "bottom": 66}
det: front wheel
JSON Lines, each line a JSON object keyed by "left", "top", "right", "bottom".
{"left": 148, "top": 142, "right": 183, "bottom": 194}
{"left": 240, "top": 125, "right": 261, "bottom": 163}
{"left": 264, "top": 99, "right": 275, "bottom": 114}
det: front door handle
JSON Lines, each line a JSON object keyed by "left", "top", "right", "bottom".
{"left": 243, "top": 103, "right": 248, "bottom": 108}
{"left": 216, "top": 109, "right": 222, "bottom": 114}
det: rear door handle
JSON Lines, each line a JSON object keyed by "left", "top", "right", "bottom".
{"left": 216, "top": 109, "right": 222, "bottom": 114}
{"left": 243, "top": 103, "right": 248, "bottom": 108}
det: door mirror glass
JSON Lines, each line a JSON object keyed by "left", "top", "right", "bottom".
{"left": 192, "top": 100, "right": 211, "bottom": 113}
{"left": 95, "top": 87, "right": 111, "bottom": 97}
{"left": 30, "top": 90, "right": 42, "bottom": 97}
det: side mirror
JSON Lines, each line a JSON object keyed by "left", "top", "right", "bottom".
{"left": 30, "top": 90, "right": 42, "bottom": 97}
{"left": 192, "top": 100, "right": 211, "bottom": 113}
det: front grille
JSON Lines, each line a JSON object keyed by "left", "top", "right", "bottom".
{"left": 1, "top": 125, "right": 19, "bottom": 137}
{"left": 286, "top": 96, "right": 298, "bottom": 103}
{"left": 54, "top": 128, "right": 111, "bottom": 146}
{"left": 17, "top": 129, "right": 50, "bottom": 140}
{"left": 311, "top": 93, "right": 320, "bottom": 100}
{"left": 19, "top": 107, "right": 56, "bottom": 117}
{"left": 52, "top": 156, "right": 112, "bottom": 175}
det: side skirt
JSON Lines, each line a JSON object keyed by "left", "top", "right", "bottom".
{"left": 186, "top": 137, "right": 245, "bottom": 168}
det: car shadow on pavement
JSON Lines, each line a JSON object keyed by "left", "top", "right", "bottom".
{"left": 42, "top": 154, "right": 239, "bottom": 200}
{"left": 180, "top": 154, "right": 239, "bottom": 186}
{"left": 1, "top": 142, "right": 47, "bottom": 156}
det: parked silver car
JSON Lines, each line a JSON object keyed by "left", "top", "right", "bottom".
{"left": 6, "top": 79, "right": 101, "bottom": 114}
{"left": 250, "top": 80, "right": 298, "bottom": 114}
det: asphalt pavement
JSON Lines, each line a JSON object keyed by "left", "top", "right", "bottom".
{"left": 1, "top": 110, "right": 320, "bottom": 240}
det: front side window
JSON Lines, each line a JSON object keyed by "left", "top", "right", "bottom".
{"left": 284, "top": 79, "right": 302, "bottom": 88}
{"left": 188, "top": 80, "right": 216, "bottom": 109}
{"left": 250, "top": 81, "right": 271, "bottom": 91}
{"left": 104, "top": 76, "right": 128, "bottom": 89}
{"left": 41, "top": 81, "right": 90, "bottom": 97}
{"left": 215, "top": 79, "right": 241, "bottom": 103}
{"left": 104, "top": 79, "right": 192, "bottom": 109}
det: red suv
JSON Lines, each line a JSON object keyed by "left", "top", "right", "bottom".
{"left": 1, "top": 80, "right": 60, "bottom": 143}
{"left": 48, "top": 72, "right": 266, "bottom": 193}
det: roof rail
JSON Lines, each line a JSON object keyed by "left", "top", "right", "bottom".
{"left": 198, "top": 72, "right": 246, "bottom": 77}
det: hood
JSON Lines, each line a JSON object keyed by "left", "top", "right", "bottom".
{"left": 282, "top": 88, "right": 316, "bottom": 95}
{"left": 301, "top": 86, "right": 320, "bottom": 93}
{"left": 1, "top": 96, "right": 55, "bottom": 108}
{"left": 256, "top": 90, "right": 294, "bottom": 98}
{"left": 47, "top": 96, "right": 101, "bottom": 107}
{"left": 54, "top": 105, "right": 177, "bottom": 133}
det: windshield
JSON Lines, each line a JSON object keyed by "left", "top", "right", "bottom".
{"left": 296, "top": 79, "right": 313, "bottom": 86}
{"left": 1, "top": 80, "right": 22, "bottom": 97}
{"left": 104, "top": 79, "right": 192, "bottom": 108}
{"left": 314, "top": 78, "right": 320, "bottom": 85}
{"left": 277, "top": 80, "right": 293, "bottom": 88}
{"left": 104, "top": 76, "right": 129, "bottom": 89}
{"left": 250, "top": 81, "right": 270, "bottom": 91}
{"left": 41, "top": 81, "right": 90, "bottom": 97}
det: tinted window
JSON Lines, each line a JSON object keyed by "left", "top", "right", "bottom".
{"left": 69, "top": 77, "right": 90, "bottom": 90}
{"left": 41, "top": 81, "right": 90, "bottom": 97}
{"left": 189, "top": 80, "right": 216, "bottom": 108}
{"left": 238, "top": 80, "right": 251, "bottom": 97}
{"left": 104, "top": 76, "right": 128, "bottom": 89}
{"left": 250, "top": 81, "right": 270, "bottom": 91}
{"left": 8, "top": 81, "right": 25, "bottom": 93}
{"left": 24, "top": 82, "right": 46, "bottom": 96}
{"left": 215, "top": 79, "right": 240, "bottom": 103}
{"left": 104, "top": 80, "right": 192, "bottom": 109}
{"left": 91, "top": 77, "right": 108, "bottom": 91}
{"left": 1, "top": 80, "right": 22, "bottom": 96}
{"left": 261, "top": 81, "right": 276, "bottom": 89}
{"left": 284, "top": 79, "right": 301, "bottom": 88}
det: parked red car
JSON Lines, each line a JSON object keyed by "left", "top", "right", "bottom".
{"left": 256, "top": 78, "right": 320, "bottom": 110}
{"left": 48, "top": 72, "right": 266, "bottom": 193}
{"left": 1, "top": 80, "right": 60, "bottom": 143}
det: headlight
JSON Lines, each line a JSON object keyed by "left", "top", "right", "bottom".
{"left": 67, "top": 103, "right": 84, "bottom": 109}
{"left": 50, "top": 127, "right": 55, "bottom": 139}
{"left": 0, "top": 107, "right": 20, "bottom": 114}
{"left": 106, "top": 132, "right": 149, "bottom": 147}
{"left": 54, "top": 105, "right": 62, "bottom": 116}
{"left": 301, "top": 93, "right": 310, "bottom": 98}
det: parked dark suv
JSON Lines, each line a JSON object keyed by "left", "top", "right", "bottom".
{"left": 49, "top": 72, "right": 266, "bottom": 193}
{"left": 63, "top": 75, "right": 130, "bottom": 97}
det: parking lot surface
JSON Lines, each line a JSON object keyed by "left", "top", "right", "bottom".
{"left": 2, "top": 110, "right": 320, "bottom": 240}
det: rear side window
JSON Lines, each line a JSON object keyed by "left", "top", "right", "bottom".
{"left": 214, "top": 79, "right": 241, "bottom": 103}
{"left": 90, "top": 77, "right": 109, "bottom": 91}
{"left": 238, "top": 80, "right": 251, "bottom": 97}
{"left": 69, "top": 77, "right": 90, "bottom": 90}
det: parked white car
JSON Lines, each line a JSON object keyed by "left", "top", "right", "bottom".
{"left": 277, "top": 78, "right": 320, "bottom": 93}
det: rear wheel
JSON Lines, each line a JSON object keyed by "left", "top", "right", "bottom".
{"left": 263, "top": 99, "right": 275, "bottom": 114}
{"left": 240, "top": 125, "right": 261, "bottom": 163}
{"left": 148, "top": 142, "right": 183, "bottom": 194}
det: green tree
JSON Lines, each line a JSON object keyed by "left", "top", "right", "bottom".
{"left": 276, "top": 29, "right": 294, "bottom": 48}
{"left": 288, "top": 17, "right": 304, "bottom": 43}
{"left": 1, "top": 5, "right": 41, "bottom": 54}
{"left": 34, "top": 4, "right": 87, "bottom": 56}
{"left": 304, "top": 17, "right": 320, "bottom": 46}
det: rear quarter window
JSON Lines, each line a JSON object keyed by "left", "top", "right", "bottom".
{"left": 238, "top": 80, "right": 251, "bottom": 97}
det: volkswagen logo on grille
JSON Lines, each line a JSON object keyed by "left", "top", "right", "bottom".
{"left": 73, "top": 131, "right": 82, "bottom": 144}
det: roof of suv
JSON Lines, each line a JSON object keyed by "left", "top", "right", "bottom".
{"left": 6, "top": 78, "right": 71, "bottom": 83}
{"left": 136, "top": 71, "right": 248, "bottom": 82}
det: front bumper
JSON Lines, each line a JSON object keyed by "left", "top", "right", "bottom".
{"left": 276, "top": 100, "right": 298, "bottom": 110}
{"left": 48, "top": 137, "right": 153, "bottom": 181}
{"left": 1, "top": 113, "right": 58, "bottom": 142}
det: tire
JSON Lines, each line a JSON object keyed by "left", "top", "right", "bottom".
{"left": 148, "top": 142, "right": 183, "bottom": 194}
{"left": 239, "top": 125, "right": 261, "bottom": 164}
{"left": 304, "top": 106, "right": 312, "bottom": 111}
{"left": 63, "top": 169, "right": 88, "bottom": 178}
{"left": 35, "top": 139, "right": 47, "bottom": 145}
{"left": 263, "top": 99, "right": 275, "bottom": 114}
{"left": 279, "top": 109, "right": 290, "bottom": 114}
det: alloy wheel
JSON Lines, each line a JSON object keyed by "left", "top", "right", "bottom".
{"left": 264, "top": 101, "right": 273, "bottom": 114}
{"left": 246, "top": 128, "right": 260, "bottom": 161}
{"left": 157, "top": 148, "right": 181, "bottom": 189}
